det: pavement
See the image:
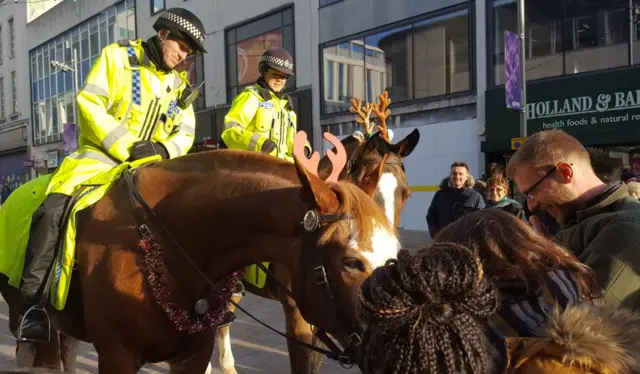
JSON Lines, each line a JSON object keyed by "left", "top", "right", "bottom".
{"left": 0, "top": 229, "right": 431, "bottom": 373}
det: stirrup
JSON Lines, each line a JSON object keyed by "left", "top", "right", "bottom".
{"left": 16, "top": 305, "right": 51, "bottom": 343}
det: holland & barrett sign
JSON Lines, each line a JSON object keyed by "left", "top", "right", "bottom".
{"left": 528, "top": 89, "right": 640, "bottom": 131}
{"left": 484, "top": 66, "right": 640, "bottom": 150}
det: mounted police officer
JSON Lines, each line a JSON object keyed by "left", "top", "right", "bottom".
{"left": 222, "top": 47, "right": 311, "bottom": 160}
{"left": 221, "top": 47, "right": 311, "bottom": 326}
{"left": 17, "top": 7, "right": 207, "bottom": 343}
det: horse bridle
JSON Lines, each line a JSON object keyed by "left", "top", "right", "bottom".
{"left": 122, "top": 169, "right": 363, "bottom": 368}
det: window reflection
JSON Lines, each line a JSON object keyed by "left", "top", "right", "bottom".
{"left": 492, "top": 0, "right": 630, "bottom": 85}
{"left": 30, "top": 1, "right": 135, "bottom": 144}
{"left": 322, "top": 6, "right": 471, "bottom": 114}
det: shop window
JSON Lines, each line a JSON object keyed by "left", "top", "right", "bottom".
{"left": 152, "top": 0, "right": 165, "bottom": 15}
{"left": 491, "top": 0, "right": 630, "bottom": 86}
{"left": 225, "top": 6, "right": 295, "bottom": 103}
{"left": 321, "top": 5, "right": 471, "bottom": 115}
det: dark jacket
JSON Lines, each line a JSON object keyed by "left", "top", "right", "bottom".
{"left": 426, "top": 176, "right": 485, "bottom": 235}
{"left": 488, "top": 197, "right": 527, "bottom": 223}
{"left": 554, "top": 182, "right": 640, "bottom": 311}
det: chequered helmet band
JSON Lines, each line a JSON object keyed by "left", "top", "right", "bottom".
{"left": 160, "top": 12, "right": 205, "bottom": 44}
{"left": 260, "top": 55, "right": 293, "bottom": 71}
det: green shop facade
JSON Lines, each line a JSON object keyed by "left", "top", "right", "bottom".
{"left": 483, "top": 65, "right": 640, "bottom": 168}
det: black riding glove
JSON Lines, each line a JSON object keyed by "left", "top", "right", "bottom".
{"left": 260, "top": 139, "right": 277, "bottom": 154}
{"left": 128, "top": 140, "right": 169, "bottom": 161}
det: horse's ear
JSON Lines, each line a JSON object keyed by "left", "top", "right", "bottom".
{"left": 360, "top": 154, "right": 388, "bottom": 198}
{"left": 294, "top": 156, "right": 336, "bottom": 208}
{"left": 388, "top": 128, "right": 420, "bottom": 158}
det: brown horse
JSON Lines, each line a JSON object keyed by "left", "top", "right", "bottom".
{"left": 0, "top": 139, "right": 399, "bottom": 373}
{"left": 216, "top": 93, "right": 420, "bottom": 374}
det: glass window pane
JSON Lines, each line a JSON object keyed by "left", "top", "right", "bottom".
{"left": 57, "top": 71, "right": 65, "bottom": 94}
{"left": 565, "top": 7, "right": 628, "bottom": 73}
{"left": 43, "top": 51, "right": 50, "bottom": 77}
{"left": 283, "top": 8, "right": 293, "bottom": 25}
{"left": 322, "top": 39, "right": 365, "bottom": 114}
{"left": 127, "top": 9, "right": 135, "bottom": 40}
{"left": 236, "top": 30, "right": 283, "bottom": 86}
{"left": 365, "top": 24, "right": 412, "bottom": 102}
{"left": 100, "top": 21, "right": 108, "bottom": 48}
{"left": 65, "top": 70, "right": 73, "bottom": 93}
{"left": 52, "top": 96, "right": 59, "bottom": 135}
{"left": 81, "top": 31, "right": 90, "bottom": 60}
{"left": 32, "top": 82, "right": 38, "bottom": 102}
{"left": 413, "top": 9, "right": 470, "bottom": 98}
{"left": 152, "top": 0, "right": 165, "bottom": 14}
{"left": 226, "top": 43, "right": 237, "bottom": 88}
{"left": 90, "top": 25, "right": 100, "bottom": 56}
{"left": 236, "top": 12, "right": 282, "bottom": 42}
{"left": 44, "top": 76, "right": 51, "bottom": 98}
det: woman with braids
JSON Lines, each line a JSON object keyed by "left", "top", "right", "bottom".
{"left": 358, "top": 243, "right": 500, "bottom": 374}
{"left": 435, "top": 209, "right": 601, "bottom": 373}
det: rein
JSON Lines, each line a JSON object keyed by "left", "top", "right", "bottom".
{"left": 122, "top": 169, "right": 361, "bottom": 367}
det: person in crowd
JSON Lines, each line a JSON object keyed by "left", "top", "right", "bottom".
{"left": 435, "top": 209, "right": 601, "bottom": 373}
{"left": 587, "top": 147, "right": 622, "bottom": 183}
{"left": 504, "top": 303, "right": 640, "bottom": 373}
{"left": 426, "top": 161, "right": 485, "bottom": 236}
{"left": 0, "top": 185, "right": 10, "bottom": 205}
{"left": 507, "top": 129, "right": 640, "bottom": 311}
{"left": 485, "top": 176, "right": 526, "bottom": 222}
{"left": 358, "top": 243, "right": 500, "bottom": 374}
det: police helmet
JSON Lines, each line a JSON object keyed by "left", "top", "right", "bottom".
{"left": 259, "top": 47, "right": 295, "bottom": 77}
{"left": 153, "top": 8, "right": 207, "bottom": 54}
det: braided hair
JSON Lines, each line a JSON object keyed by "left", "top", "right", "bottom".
{"left": 358, "top": 244, "right": 500, "bottom": 374}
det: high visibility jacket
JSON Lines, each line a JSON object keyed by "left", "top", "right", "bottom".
{"left": 46, "top": 38, "right": 196, "bottom": 196}
{"left": 221, "top": 83, "right": 310, "bottom": 162}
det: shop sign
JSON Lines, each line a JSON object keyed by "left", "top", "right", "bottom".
{"left": 527, "top": 89, "right": 640, "bottom": 131}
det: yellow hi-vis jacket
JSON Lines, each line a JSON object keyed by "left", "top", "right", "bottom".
{"left": 221, "top": 83, "right": 311, "bottom": 162}
{"left": 46, "top": 38, "right": 196, "bottom": 196}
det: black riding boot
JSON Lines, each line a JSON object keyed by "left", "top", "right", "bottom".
{"left": 217, "top": 280, "right": 244, "bottom": 329}
{"left": 17, "top": 193, "right": 71, "bottom": 343}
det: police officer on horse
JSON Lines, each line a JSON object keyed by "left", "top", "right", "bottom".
{"left": 17, "top": 8, "right": 208, "bottom": 343}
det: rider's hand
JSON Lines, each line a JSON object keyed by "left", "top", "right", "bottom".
{"left": 128, "top": 141, "right": 169, "bottom": 161}
{"left": 260, "top": 139, "right": 277, "bottom": 155}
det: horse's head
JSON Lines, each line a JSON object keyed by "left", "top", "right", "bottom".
{"left": 291, "top": 132, "right": 400, "bottom": 365}
{"left": 319, "top": 91, "right": 420, "bottom": 227}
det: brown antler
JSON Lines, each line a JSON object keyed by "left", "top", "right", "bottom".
{"left": 372, "top": 91, "right": 392, "bottom": 141}
{"left": 293, "top": 131, "right": 347, "bottom": 183}
{"left": 349, "top": 98, "right": 375, "bottom": 136}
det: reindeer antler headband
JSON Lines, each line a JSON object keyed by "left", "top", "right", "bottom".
{"left": 349, "top": 91, "right": 392, "bottom": 142}
{"left": 293, "top": 131, "right": 347, "bottom": 183}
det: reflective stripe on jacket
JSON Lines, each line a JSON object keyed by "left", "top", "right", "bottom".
{"left": 221, "top": 83, "right": 310, "bottom": 162}
{"left": 47, "top": 38, "right": 196, "bottom": 196}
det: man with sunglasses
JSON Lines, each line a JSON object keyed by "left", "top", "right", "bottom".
{"left": 507, "top": 129, "right": 640, "bottom": 311}
{"left": 16, "top": 7, "right": 207, "bottom": 343}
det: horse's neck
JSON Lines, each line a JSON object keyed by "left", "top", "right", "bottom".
{"left": 136, "top": 158, "right": 304, "bottom": 283}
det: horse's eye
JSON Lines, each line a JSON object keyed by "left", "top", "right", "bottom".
{"left": 343, "top": 257, "right": 365, "bottom": 272}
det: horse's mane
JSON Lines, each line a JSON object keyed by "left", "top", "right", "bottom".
{"left": 319, "top": 181, "right": 394, "bottom": 249}
{"left": 148, "top": 149, "right": 393, "bottom": 248}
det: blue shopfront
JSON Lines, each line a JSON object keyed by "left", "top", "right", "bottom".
{"left": 0, "top": 150, "right": 30, "bottom": 192}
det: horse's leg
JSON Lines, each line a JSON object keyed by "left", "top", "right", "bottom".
{"left": 60, "top": 334, "right": 80, "bottom": 372}
{"left": 95, "top": 344, "right": 142, "bottom": 374}
{"left": 216, "top": 295, "right": 241, "bottom": 374}
{"left": 17, "top": 338, "right": 62, "bottom": 370}
{"left": 282, "top": 300, "right": 325, "bottom": 374}
{"left": 168, "top": 340, "right": 215, "bottom": 374}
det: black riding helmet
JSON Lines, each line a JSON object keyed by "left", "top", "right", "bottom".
{"left": 153, "top": 8, "right": 207, "bottom": 54}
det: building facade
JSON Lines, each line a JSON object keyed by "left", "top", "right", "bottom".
{"left": 482, "top": 0, "right": 640, "bottom": 186}
{"left": 0, "top": 0, "right": 30, "bottom": 192}
{"left": 27, "top": 0, "right": 136, "bottom": 175}
{"left": 318, "top": 0, "right": 486, "bottom": 230}
{"left": 135, "top": 0, "right": 319, "bottom": 150}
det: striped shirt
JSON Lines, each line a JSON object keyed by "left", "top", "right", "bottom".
{"left": 487, "top": 268, "right": 583, "bottom": 373}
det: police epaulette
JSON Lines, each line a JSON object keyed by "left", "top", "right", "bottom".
{"left": 117, "top": 39, "right": 131, "bottom": 47}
